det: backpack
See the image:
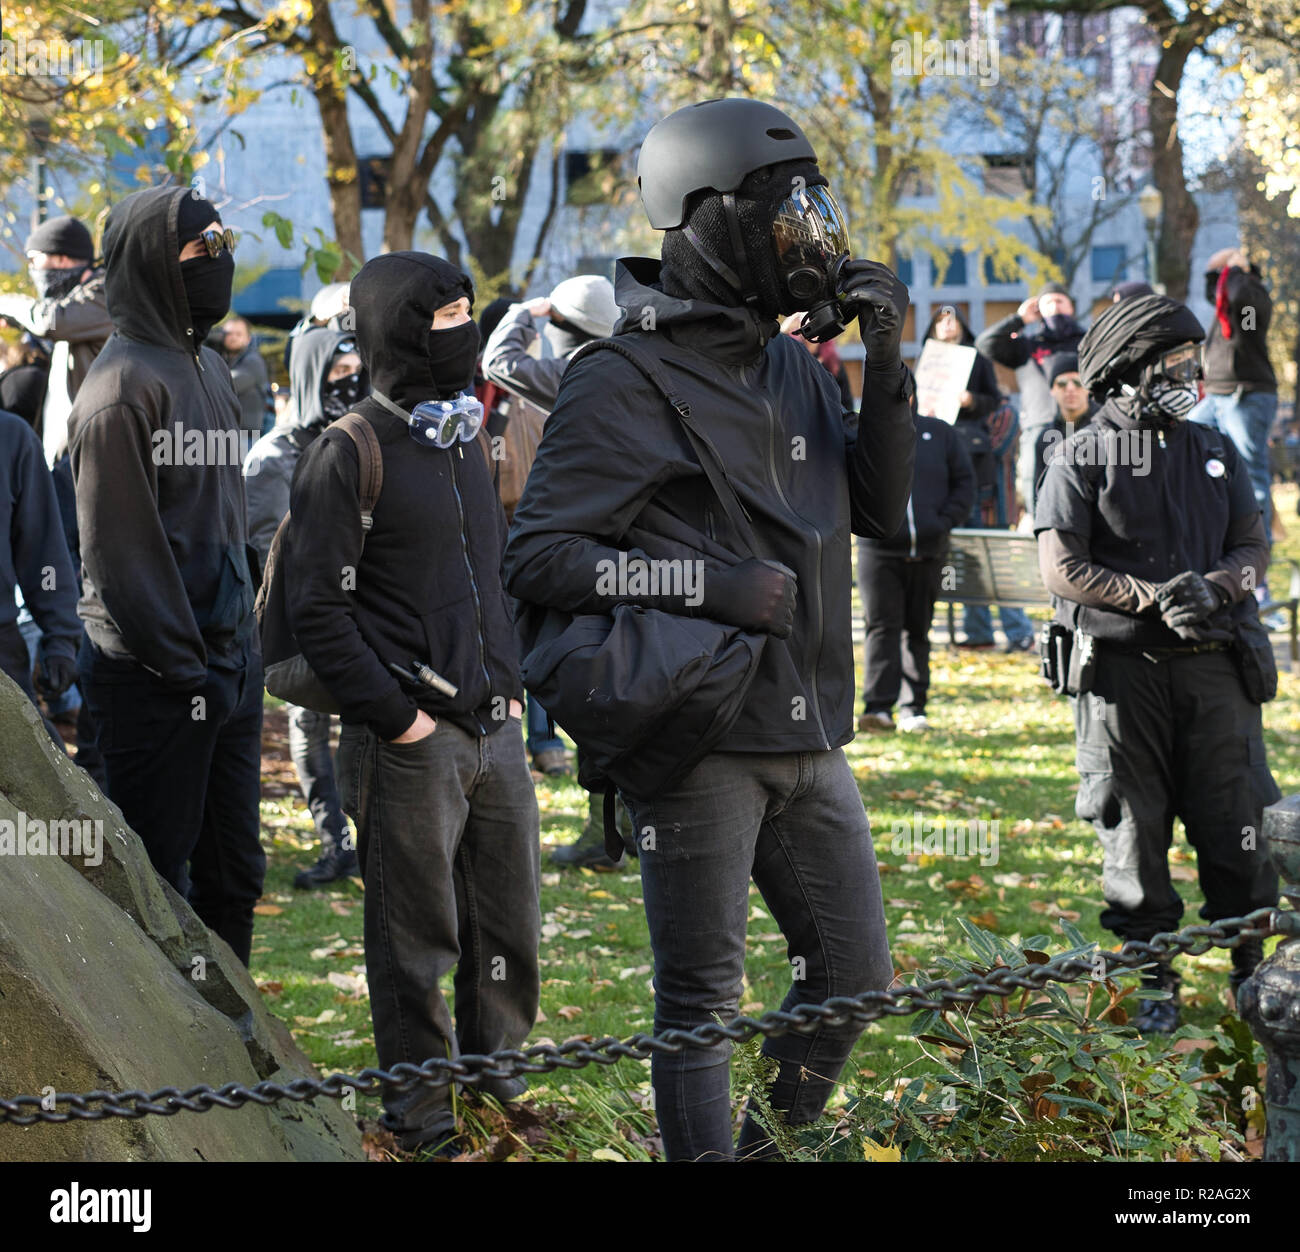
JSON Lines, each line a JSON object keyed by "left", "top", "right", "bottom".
{"left": 515, "top": 337, "right": 773, "bottom": 855}
{"left": 255, "top": 413, "right": 382, "bottom": 713}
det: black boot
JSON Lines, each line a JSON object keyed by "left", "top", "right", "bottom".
{"left": 1131, "top": 961, "right": 1181, "bottom": 1035}
{"left": 1229, "top": 940, "right": 1264, "bottom": 1002}
{"left": 293, "top": 837, "right": 360, "bottom": 889}
{"left": 551, "top": 794, "right": 622, "bottom": 870}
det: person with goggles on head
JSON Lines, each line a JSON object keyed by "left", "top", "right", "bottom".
{"left": 506, "top": 98, "right": 915, "bottom": 1162}
{"left": 284, "top": 252, "right": 539, "bottom": 1157}
{"left": 68, "top": 186, "right": 264, "bottom": 966}
{"left": 1034, "top": 294, "right": 1279, "bottom": 1037}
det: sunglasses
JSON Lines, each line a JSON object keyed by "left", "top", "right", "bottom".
{"left": 1052, "top": 377, "right": 1085, "bottom": 390}
{"left": 196, "top": 227, "right": 238, "bottom": 259}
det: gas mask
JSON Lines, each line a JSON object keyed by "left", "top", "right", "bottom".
{"left": 771, "top": 185, "right": 852, "bottom": 343}
{"left": 30, "top": 265, "right": 83, "bottom": 301}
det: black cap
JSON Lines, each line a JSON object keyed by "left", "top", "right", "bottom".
{"left": 25, "top": 215, "right": 94, "bottom": 262}
{"left": 1045, "top": 352, "right": 1080, "bottom": 385}
{"left": 176, "top": 192, "right": 221, "bottom": 246}
{"left": 1037, "top": 280, "right": 1072, "bottom": 302}
{"left": 1112, "top": 280, "right": 1154, "bottom": 302}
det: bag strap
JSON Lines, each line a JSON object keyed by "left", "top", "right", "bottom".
{"left": 331, "top": 412, "right": 383, "bottom": 534}
{"left": 570, "top": 337, "right": 761, "bottom": 560}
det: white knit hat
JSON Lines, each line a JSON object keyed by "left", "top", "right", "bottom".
{"left": 548, "top": 274, "right": 619, "bottom": 339}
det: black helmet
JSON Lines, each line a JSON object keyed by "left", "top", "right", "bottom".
{"left": 637, "top": 98, "right": 818, "bottom": 230}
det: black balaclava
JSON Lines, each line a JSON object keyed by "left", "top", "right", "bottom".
{"left": 26, "top": 215, "right": 94, "bottom": 299}
{"left": 428, "top": 320, "right": 480, "bottom": 397}
{"left": 660, "top": 158, "right": 825, "bottom": 317}
{"left": 176, "top": 194, "right": 233, "bottom": 344}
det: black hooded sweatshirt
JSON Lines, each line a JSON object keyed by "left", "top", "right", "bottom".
{"left": 67, "top": 186, "right": 254, "bottom": 689}
{"left": 285, "top": 253, "right": 522, "bottom": 742}
{"left": 504, "top": 257, "right": 916, "bottom": 754}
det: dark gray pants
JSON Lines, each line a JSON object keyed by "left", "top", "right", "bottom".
{"left": 1073, "top": 646, "right": 1279, "bottom": 942}
{"left": 286, "top": 704, "right": 349, "bottom": 850}
{"left": 622, "top": 748, "right": 892, "bottom": 1162}
{"left": 338, "top": 715, "right": 541, "bottom": 1149}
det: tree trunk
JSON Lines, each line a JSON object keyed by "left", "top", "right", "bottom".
{"left": 1149, "top": 28, "right": 1200, "bottom": 300}
{"left": 308, "top": 7, "right": 363, "bottom": 275}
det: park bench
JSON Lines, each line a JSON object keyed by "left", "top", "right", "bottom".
{"left": 938, "top": 527, "right": 1300, "bottom": 668}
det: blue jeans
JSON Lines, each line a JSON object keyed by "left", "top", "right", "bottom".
{"left": 622, "top": 749, "right": 892, "bottom": 1161}
{"left": 286, "top": 704, "right": 349, "bottom": 850}
{"left": 525, "top": 692, "right": 564, "bottom": 758}
{"left": 1190, "top": 389, "right": 1277, "bottom": 537}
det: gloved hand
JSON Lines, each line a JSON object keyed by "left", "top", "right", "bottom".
{"left": 838, "top": 260, "right": 909, "bottom": 370}
{"left": 699, "top": 558, "right": 798, "bottom": 638}
{"left": 1155, "top": 571, "right": 1223, "bottom": 630}
{"left": 37, "top": 654, "right": 77, "bottom": 697}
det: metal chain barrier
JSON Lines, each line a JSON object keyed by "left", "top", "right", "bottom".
{"left": 3, "top": 907, "right": 1295, "bottom": 1127}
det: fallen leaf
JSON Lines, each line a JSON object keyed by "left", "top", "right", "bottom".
{"left": 862, "top": 1138, "right": 901, "bottom": 1162}
{"left": 253, "top": 904, "right": 282, "bottom": 916}
{"left": 619, "top": 965, "right": 651, "bottom": 980}
{"left": 592, "top": 1147, "right": 626, "bottom": 1162}
{"left": 257, "top": 981, "right": 283, "bottom": 996}
{"left": 556, "top": 1005, "right": 583, "bottom": 1021}
{"left": 1169, "top": 865, "right": 1198, "bottom": 882}
{"left": 329, "top": 901, "right": 353, "bottom": 916}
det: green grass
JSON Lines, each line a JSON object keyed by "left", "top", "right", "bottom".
{"left": 248, "top": 484, "right": 1300, "bottom": 1161}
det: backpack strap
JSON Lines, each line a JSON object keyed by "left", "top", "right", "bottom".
{"left": 569, "top": 337, "right": 761, "bottom": 559}
{"left": 331, "top": 412, "right": 383, "bottom": 535}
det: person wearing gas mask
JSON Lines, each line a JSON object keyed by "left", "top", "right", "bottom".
{"left": 245, "top": 330, "right": 366, "bottom": 888}
{"left": 484, "top": 274, "right": 630, "bottom": 861}
{"left": 68, "top": 187, "right": 265, "bottom": 966}
{"left": 505, "top": 98, "right": 914, "bottom": 1161}
{"left": 1035, "top": 294, "right": 1279, "bottom": 1034}
{"left": 285, "top": 252, "right": 539, "bottom": 1156}
{"left": 976, "top": 282, "right": 1087, "bottom": 523}
{"left": 1189, "top": 248, "right": 1279, "bottom": 616}
{"left": 0, "top": 215, "right": 112, "bottom": 466}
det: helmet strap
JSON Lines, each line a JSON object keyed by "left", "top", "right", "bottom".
{"left": 722, "top": 192, "right": 760, "bottom": 308}
{"left": 681, "top": 222, "right": 745, "bottom": 296}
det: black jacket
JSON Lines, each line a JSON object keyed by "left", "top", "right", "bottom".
{"left": 285, "top": 253, "right": 522, "bottom": 742}
{"left": 504, "top": 256, "right": 916, "bottom": 754}
{"left": 862, "top": 415, "right": 975, "bottom": 559}
{"left": 67, "top": 186, "right": 254, "bottom": 689}
{"left": 1204, "top": 267, "right": 1276, "bottom": 394}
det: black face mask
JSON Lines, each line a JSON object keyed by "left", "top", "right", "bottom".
{"left": 1042, "top": 313, "right": 1076, "bottom": 339}
{"left": 321, "top": 370, "right": 365, "bottom": 421}
{"left": 30, "top": 265, "right": 83, "bottom": 300}
{"left": 180, "top": 252, "right": 234, "bottom": 344}
{"left": 1204, "top": 270, "right": 1221, "bottom": 304}
{"left": 427, "top": 319, "right": 480, "bottom": 398}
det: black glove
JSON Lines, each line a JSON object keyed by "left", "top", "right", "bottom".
{"left": 37, "top": 654, "right": 77, "bottom": 697}
{"left": 699, "top": 558, "right": 797, "bottom": 639}
{"left": 1155, "top": 571, "right": 1223, "bottom": 630}
{"left": 839, "top": 259, "right": 909, "bottom": 370}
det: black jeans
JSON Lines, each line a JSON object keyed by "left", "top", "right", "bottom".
{"left": 622, "top": 749, "right": 892, "bottom": 1162}
{"left": 337, "top": 715, "right": 541, "bottom": 1150}
{"left": 78, "top": 636, "right": 266, "bottom": 965}
{"left": 1074, "top": 647, "right": 1279, "bottom": 941}
{"left": 858, "top": 545, "right": 942, "bottom": 716}
{"left": 286, "top": 704, "right": 349, "bottom": 851}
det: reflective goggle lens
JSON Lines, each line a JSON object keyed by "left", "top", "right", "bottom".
{"left": 772, "top": 185, "right": 851, "bottom": 272}
{"left": 1158, "top": 343, "right": 1202, "bottom": 384}
{"left": 201, "top": 227, "right": 238, "bottom": 258}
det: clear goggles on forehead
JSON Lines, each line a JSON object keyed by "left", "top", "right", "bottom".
{"left": 771, "top": 185, "right": 851, "bottom": 283}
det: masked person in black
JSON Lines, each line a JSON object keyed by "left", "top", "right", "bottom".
{"left": 285, "top": 253, "right": 540, "bottom": 1156}
{"left": 68, "top": 187, "right": 265, "bottom": 965}
{"left": 505, "top": 99, "right": 914, "bottom": 1161}
{"left": 245, "top": 330, "right": 366, "bottom": 888}
{"left": 1035, "top": 294, "right": 1280, "bottom": 1033}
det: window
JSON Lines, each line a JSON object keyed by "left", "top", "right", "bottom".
{"left": 1091, "top": 244, "right": 1126, "bottom": 283}
{"left": 1061, "top": 14, "right": 1084, "bottom": 57}
{"left": 934, "top": 249, "right": 967, "bottom": 287}
{"left": 983, "top": 254, "right": 1024, "bottom": 285}
{"left": 564, "top": 149, "right": 624, "bottom": 206}
{"left": 232, "top": 267, "right": 301, "bottom": 324}
{"left": 982, "top": 153, "right": 1033, "bottom": 196}
{"left": 357, "top": 155, "right": 390, "bottom": 210}
{"left": 895, "top": 255, "right": 914, "bottom": 286}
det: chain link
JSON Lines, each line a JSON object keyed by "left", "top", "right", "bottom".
{"left": 3, "top": 907, "right": 1294, "bottom": 1127}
